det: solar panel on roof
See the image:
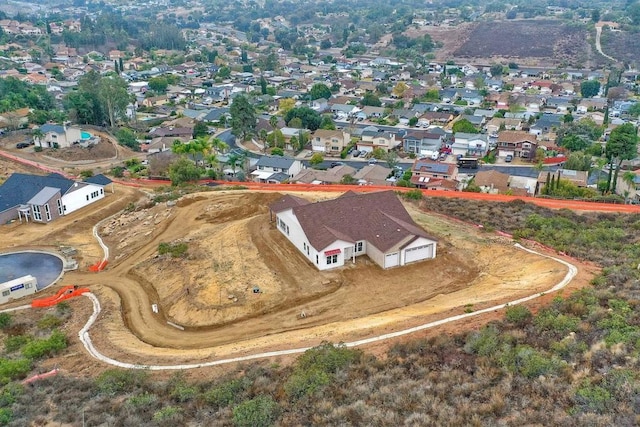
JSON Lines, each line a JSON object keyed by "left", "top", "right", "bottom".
{"left": 429, "top": 164, "right": 451, "bottom": 173}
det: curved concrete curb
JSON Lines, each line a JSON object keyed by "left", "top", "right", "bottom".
{"left": 78, "top": 243, "right": 578, "bottom": 370}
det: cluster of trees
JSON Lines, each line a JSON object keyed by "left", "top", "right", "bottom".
{"left": 63, "top": 71, "right": 130, "bottom": 127}
{"left": 0, "top": 77, "right": 54, "bottom": 114}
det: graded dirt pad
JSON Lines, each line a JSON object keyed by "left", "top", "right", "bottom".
{"left": 39, "top": 139, "right": 116, "bottom": 162}
{"left": 35, "top": 189, "right": 575, "bottom": 367}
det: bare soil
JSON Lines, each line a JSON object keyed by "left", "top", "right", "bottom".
{"left": 0, "top": 185, "right": 592, "bottom": 372}
{"left": 41, "top": 140, "right": 116, "bottom": 162}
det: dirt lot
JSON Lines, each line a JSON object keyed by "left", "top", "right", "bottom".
{"left": 0, "top": 186, "right": 589, "bottom": 370}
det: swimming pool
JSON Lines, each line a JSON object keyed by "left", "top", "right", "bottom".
{"left": 0, "top": 252, "right": 64, "bottom": 291}
{"left": 81, "top": 131, "right": 91, "bottom": 139}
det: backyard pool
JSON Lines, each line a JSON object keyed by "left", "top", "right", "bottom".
{"left": 81, "top": 131, "right": 92, "bottom": 140}
{"left": 0, "top": 252, "right": 64, "bottom": 291}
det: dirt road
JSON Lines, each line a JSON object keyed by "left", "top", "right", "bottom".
{"left": 0, "top": 185, "right": 597, "bottom": 368}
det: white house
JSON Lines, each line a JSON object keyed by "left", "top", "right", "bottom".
{"left": 251, "top": 156, "right": 304, "bottom": 183}
{"left": 35, "top": 124, "right": 85, "bottom": 148}
{"left": 451, "top": 133, "right": 489, "bottom": 157}
{"left": 0, "top": 173, "right": 111, "bottom": 224}
{"left": 269, "top": 191, "right": 438, "bottom": 271}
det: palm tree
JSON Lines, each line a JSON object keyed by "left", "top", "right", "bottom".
{"left": 622, "top": 171, "right": 637, "bottom": 203}
{"left": 269, "top": 115, "right": 279, "bottom": 131}
{"left": 32, "top": 128, "right": 45, "bottom": 146}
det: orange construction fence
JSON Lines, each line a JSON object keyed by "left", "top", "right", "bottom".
{"left": 31, "top": 285, "right": 90, "bottom": 308}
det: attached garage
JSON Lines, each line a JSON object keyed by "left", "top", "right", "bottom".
{"left": 404, "top": 244, "right": 433, "bottom": 264}
{"left": 384, "top": 252, "right": 399, "bottom": 268}
{"left": 498, "top": 149, "right": 515, "bottom": 158}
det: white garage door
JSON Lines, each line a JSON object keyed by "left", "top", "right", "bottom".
{"left": 385, "top": 252, "right": 399, "bottom": 268}
{"left": 404, "top": 244, "right": 432, "bottom": 264}
{"left": 498, "top": 149, "right": 515, "bottom": 158}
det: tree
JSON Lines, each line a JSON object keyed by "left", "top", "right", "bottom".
{"left": 559, "top": 134, "right": 589, "bottom": 152}
{"left": 192, "top": 121, "right": 208, "bottom": 138}
{"left": 452, "top": 119, "right": 479, "bottom": 134}
{"left": 148, "top": 77, "right": 169, "bottom": 94}
{"left": 116, "top": 128, "right": 139, "bottom": 151}
{"left": 490, "top": 64, "right": 504, "bottom": 76}
{"left": 580, "top": 80, "right": 601, "bottom": 98}
{"left": 96, "top": 76, "right": 130, "bottom": 128}
{"left": 627, "top": 103, "right": 640, "bottom": 118}
{"left": 341, "top": 174, "right": 356, "bottom": 184}
{"left": 259, "top": 76, "right": 267, "bottom": 95}
{"left": 169, "top": 157, "right": 202, "bottom": 185}
{"left": 408, "top": 117, "right": 418, "bottom": 127}
{"left": 591, "top": 9, "right": 601, "bottom": 23}
{"left": 392, "top": 82, "right": 408, "bottom": 99}
{"left": 278, "top": 98, "right": 296, "bottom": 114}
{"left": 309, "top": 152, "right": 324, "bottom": 167}
{"left": 266, "top": 129, "right": 285, "bottom": 148}
{"left": 285, "top": 107, "right": 322, "bottom": 131}
{"left": 229, "top": 95, "right": 256, "bottom": 141}
{"left": 563, "top": 152, "right": 591, "bottom": 171}
{"left": 309, "top": 83, "right": 331, "bottom": 100}
{"left": 271, "top": 147, "right": 284, "bottom": 156}
{"left": 384, "top": 150, "right": 400, "bottom": 170}
{"left": 605, "top": 123, "right": 638, "bottom": 193}
{"left": 320, "top": 116, "right": 336, "bottom": 130}
{"left": 361, "top": 92, "right": 381, "bottom": 107}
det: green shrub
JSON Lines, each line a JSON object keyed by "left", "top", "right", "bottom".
{"left": 153, "top": 406, "right": 182, "bottom": 422}
{"left": 170, "top": 382, "right": 198, "bottom": 402}
{"left": 464, "top": 325, "right": 502, "bottom": 356}
{"left": 0, "top": 383, "right": 23, "bottom": 407}
{"left": 232, "top": 395, "right": 279, "bottom": 427}
{"left": 37, "top": 314, "right": 62, "bottom": 330}
{"left": 95, "top": 369, "right": 148, "bottom": 396}
{"left": 516, "top": 347, "right": 565, "bottom": 378}
{"left": 79, "top": 169, "right": 94, "bottom": 178}
{"left": 0, "top": 358, "right": 31, "bottom": 384}
{"left": 0, "top": 314, "right": 11, "bottom": 330}
{"left": 126, "top": 392, "right": 157, "bottom": 407}
{"left": 403, "top": 189, "right": 423, "bottom": 201}
{"left": 285, "top": 343, "right": 360, "bottom": 400}
{"left": 575, "top": 381, "right": 613, "bottom": 414}
{"left": 204, "top": 377, "right": 249, "bottom": 409}
{"left": 4, "top": 335, "right": 31, "bottom": 353}
{"left": 158, "top": 242, "right": 189, "bottom": 258}
{"left": 504, "top": 305, "right": 532, "bottom": 325}
{"left": 33, "top": 146, "right": 43, "bottom": 152}
{"left": 534, "top": 309, "right": 580, "bottom": 335}
{"left": 21, "top": 330, "right": 67, "bottom": 359}
{"left": 0, "top": 408, "right": 11, "bottom": 426}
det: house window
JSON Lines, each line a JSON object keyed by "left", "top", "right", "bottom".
{"left": 316, "top": 255, "right": 318, "bottom": 264}
{"left": 32, "top": 205, "right": 41, "bottom": 221}
{"left": 25, "top": 284, "right": 31, "bottom": 289}
{"left": 2, "top": 290, "right": 8, "bottom": 297}
{"left": 86, "top": 195, "right": 89, "bottom": 201}
{"left": 307, "top": 246, "right": 310, "bottom": 255}
{"left": 100, "top": 188, "right": 103, "bottom": 195}
{"left": 57, "top": 199, "right": 63, "bottom": 215}
{"left": 44, "top": 203, "right": 51, "bottom": 221}
{"left": 356, "top": 242, "right": 363, "bottom": 252}
{"left": 326, "top": 254, "right": 338, "bottom": 264}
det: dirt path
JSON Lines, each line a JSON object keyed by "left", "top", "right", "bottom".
{"left": 595, "top": 24, "right": 619, "bottom": 63}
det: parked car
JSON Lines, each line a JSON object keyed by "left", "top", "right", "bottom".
{"left": 330, "top": 161, "right": 344, "bottom": 168}
{"left": 351, "top": 150, "right": 361, "bottom": 158}
{"left": 16, "top": 142, "right": 30, "bottom": 149}
{"left": 368, "top": 158, "right": 378, "bottom": 165}
{"left": 505, "top": 154, "right": 513, "bottom": 163}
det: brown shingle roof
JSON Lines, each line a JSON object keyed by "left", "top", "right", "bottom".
{"left": 473, "top": 170, "right": 510, "bottom": 192}
{"left": 497, "top": 130, "right": 537, "bottom": 143}
{"left": 272, "top": 191, "right": 436, "bottom": 252}
{"left": 269, "top": 194, "right": 310, "bottom": 213}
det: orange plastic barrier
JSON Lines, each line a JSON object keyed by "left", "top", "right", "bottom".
{"left": 88, "top": 260, "right": 108, "bottom": 272}
{"left": 31, "top": 285, "right": 90, "bottom": 308}
{"left": 22, "top": 368, "right": 59, "bottom": 384}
